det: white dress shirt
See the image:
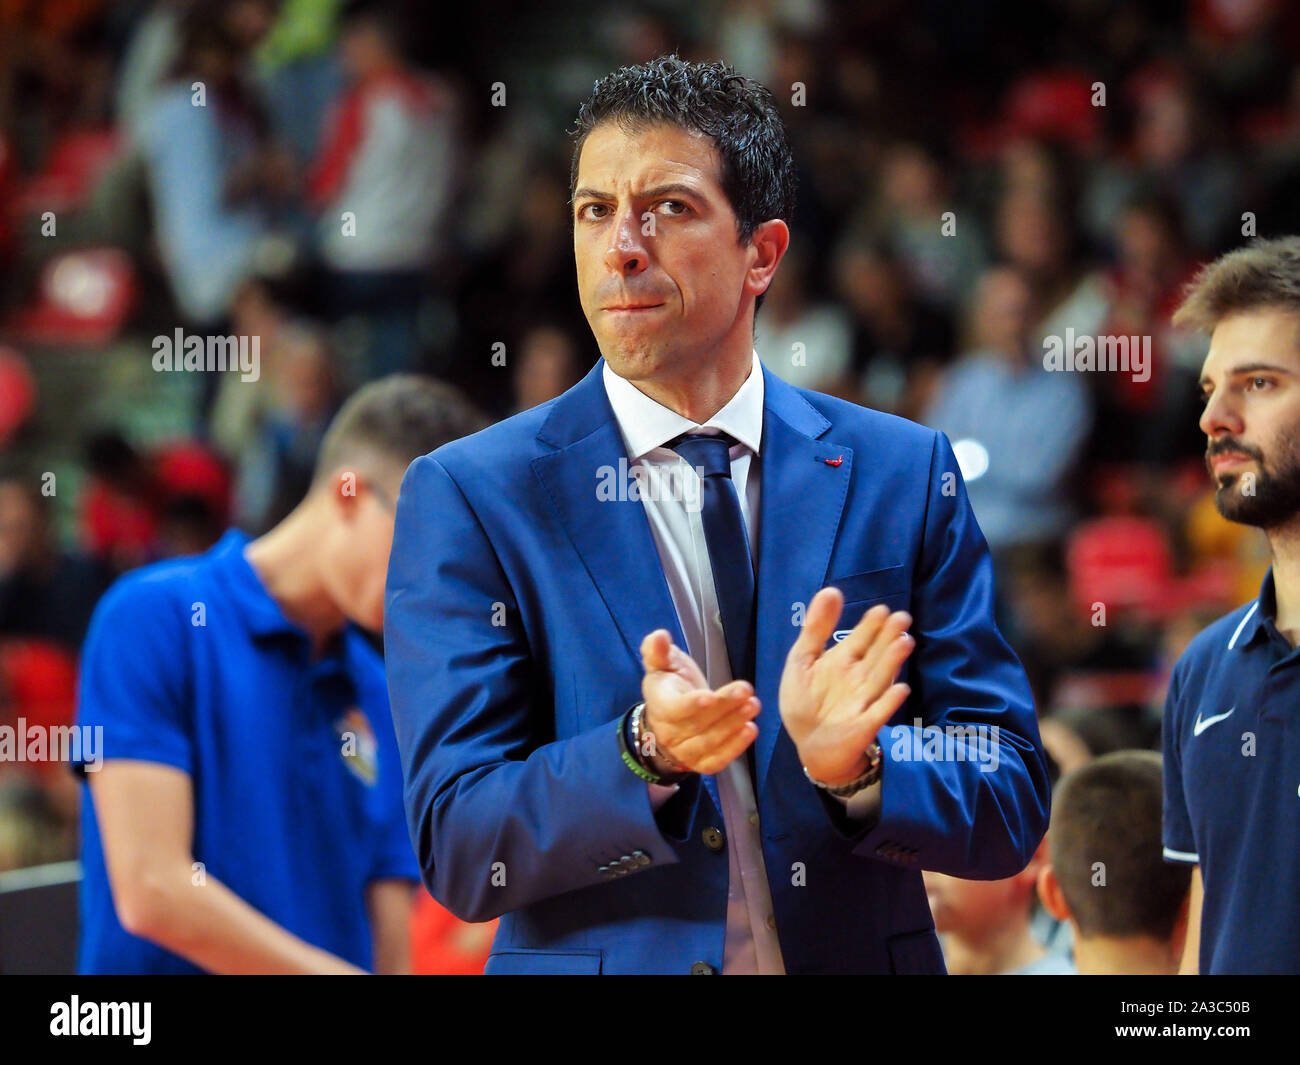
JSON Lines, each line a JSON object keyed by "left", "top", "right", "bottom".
{"left": 603, "top": 351, "right": 785, "bottom": 974}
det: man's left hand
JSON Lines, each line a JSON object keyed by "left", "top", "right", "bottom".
{"left": 779, "top": 588, "right": 915, "bottom": 786}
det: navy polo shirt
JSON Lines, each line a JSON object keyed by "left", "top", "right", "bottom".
{"left": 74, "top": 529, "right": 418, "bottom": 974}
{"left": 1163, "top": 566, "right": 1300, "bottom": 974}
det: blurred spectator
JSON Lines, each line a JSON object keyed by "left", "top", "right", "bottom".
{"left": 853, "top": 141, "right": 987, "bottom": 313}
{"left": 115, "top": 0, "right": 186, "bottom": 139}
{"left": 1038, "top": 750, "right": 1192, "bottom": 974}
{"left": 77, "top": 431, "right": 230, "bottom": 570}
{"left": 1039, "top": 703, "right": 1161, "bottom": 773}
{"left": 0, "top": 0, "right": 113, "bottom": 163}
{"left": 451, "top": 163, "right": 589, "bottom": 415}
{"left": 0, "top": 775, "right": 75, "bottom": 872}
{"left": 78, "top": 430, "right": 161, "bottom": 574}
{"left": 1082, "top": 65, "right": 1243, "bottom": 256}
{"left": 0, "top": 470, "right": 111, "bottom": 650}
{"left": 831, "top": 238, "right": 954, "bottom": 416}
{"left": 924, "top": 839, "right": 1075, "bottom": 975}
{"left": 997, "top": 185, "right": 1109, "bottom": 347}
{"left": 215, "top": 318, "right": 343, "bottom": 531}
{"left": 998, "top": 71, "right": 1103, "bottom": 157}
{"left": 512, "top": 323, "right": 581, "bottom": 414}
{"left": 922, "top": 265, "right": 1092, "bottom": 558}
{"left": 151, "top": 439, "right": 232, "bottom": 554}
{"left": 756, "top": 242, "right": 853, "bottom": 394}
{"left": 1091, "top": 194, "right": 1205, "bottom": 466}
{"left": 254, "top": 0, "right": 346, "bottom": 164}
{"left": 0, "top": 638, "right": 81, "bottom": 847}
{"left": 308, "top": 1, "right": 457, "bottom": 377}
{"left": 135, "top": 0, "right": 276, "bottom": 327}
{"left": 208, "top": 275, "right": 291, "bottom": 450}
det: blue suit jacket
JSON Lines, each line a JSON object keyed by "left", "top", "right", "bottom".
{"left": 384, "top": 359, "right": 1051, "bottom": 975}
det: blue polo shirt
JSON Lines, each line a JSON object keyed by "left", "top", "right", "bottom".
{"left": 1163, "top": 566, "right": 1300, "bottom": 974}
{"left": 74, "top": 529, "right": 418, "bottom": 974}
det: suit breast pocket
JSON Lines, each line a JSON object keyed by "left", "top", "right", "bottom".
{"left": 826, "top": 565, "right": 910, "bottom": 645}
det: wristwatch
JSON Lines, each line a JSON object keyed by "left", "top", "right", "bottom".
{"left": 803, "top": 741, "right": 883, "bottom": 797}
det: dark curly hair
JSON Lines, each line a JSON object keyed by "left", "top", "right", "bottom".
{"left": 568, "top": 55, "right": 797, "bottom": 314}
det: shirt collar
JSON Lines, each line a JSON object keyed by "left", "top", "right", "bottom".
{"left": 601, "top": 350, "right": 764, "bottom": 460}
{"left": 208, "top": 529, "right": 294, "bottom": 639}
{"left": 1231, "top": 567, "right": 1275, "bottom": 651}
{"left": 212, "top": 528, "right": 352, "bottom": 657}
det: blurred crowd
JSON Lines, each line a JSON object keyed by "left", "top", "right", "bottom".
{"left": 2, "top": 0, "right": 1297, "bottom": 972}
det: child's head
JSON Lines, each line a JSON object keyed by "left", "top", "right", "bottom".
{"left": 924, "top": 846, "right": 1044, "bottom": 939}
{"left": 1039, "top": 750, "right": 1191, "bottom": 973}
{"left": 308, "top": 375, "right": 486, "bottom": 631}
{"left": 339, "top": 2, "right": 404, "bottom": 80}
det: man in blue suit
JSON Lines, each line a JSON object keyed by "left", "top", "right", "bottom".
{"left": 384, "top": 55, "right": 1051, "bottom": 974}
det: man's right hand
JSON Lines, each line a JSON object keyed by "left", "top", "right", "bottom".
{"left": 639, "top": 629, "right": 760, "bottom": 776}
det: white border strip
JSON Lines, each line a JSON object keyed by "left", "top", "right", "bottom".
{"left": 0, "top": 859, "right": 81, "bottom": 894}
{"left": 1163, "top": 846, "right": 1199, "bottom": 864}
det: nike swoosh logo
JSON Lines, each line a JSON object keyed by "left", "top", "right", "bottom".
{"left": 1193, "top": 707, "right": 1234, "bottom": 736}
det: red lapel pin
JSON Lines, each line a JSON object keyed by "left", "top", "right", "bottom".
{"left": 823, "top": 455, "right": 844, "bottom": 467}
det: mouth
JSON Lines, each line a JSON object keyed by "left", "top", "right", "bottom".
{"left": 604, "top": 303, "right": 665, "bottom": 313}
{"left": 1210, "top": 452, "right": 1255, "bottom": 473}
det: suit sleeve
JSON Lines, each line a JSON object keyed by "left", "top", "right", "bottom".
{"left": 852, "top": 430, "right": 1051, "bottom": 877}
{"left": 384, "top": 454, "right": 683, "bottom": 923}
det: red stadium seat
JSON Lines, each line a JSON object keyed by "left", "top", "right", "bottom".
{"left": 1067, "top": 515, "right": 1174, "bottom": 618}
{"left": 0, "top": 640, "right": 78, "bottom": 780}
{"left": 0, "top": 346, "right": 37, "bottom": 447}
{"left": 4, "top": 248, "right": 137, "bottom": 346}
{"left": 10, "top": 128, "right": 122, "bottom": 217}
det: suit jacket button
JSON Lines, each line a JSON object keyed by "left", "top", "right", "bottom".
{"left": 597, "top": 865, "right": 610, "bottom": 874}
{"left": 634, "top": 851, "right": 651, "bottom": 866}
{"left": 690, "top": 961, "right": 716, "bottom": 975}
{"left": 702, "top": 826, "right": 725, "bottom": 852}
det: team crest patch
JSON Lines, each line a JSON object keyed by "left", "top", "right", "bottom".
{"left": 336, "top": 707, "right": 378, "bottom": 785}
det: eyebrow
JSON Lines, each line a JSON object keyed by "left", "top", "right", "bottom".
{"left": 571, "top": 182, "right": 705, "bottom": 207}
{"left": 1198, "top": 363, "right": 1295, "bottom": 388}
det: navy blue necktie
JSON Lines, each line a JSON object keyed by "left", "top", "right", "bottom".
{"left": 670, "top": 432, "right": 755, "bottom": 684}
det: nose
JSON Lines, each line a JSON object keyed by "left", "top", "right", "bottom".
{"left": 1199, "top": 387, "right": 1243, "bottom": 440}
{"left": 603, "top": 205, "right": 650, "bottom": 278}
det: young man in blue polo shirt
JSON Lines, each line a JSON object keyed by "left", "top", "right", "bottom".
{"left": 75, "top": 375, "right": 485, "bottom": 974}
{"left": 1165, "top": 235, "right": 1300, "bottom": 974}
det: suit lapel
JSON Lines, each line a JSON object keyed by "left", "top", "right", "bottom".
{"left": 753, "top": 367, "right": 852, "bottom": 790}
{"left": 530, "top": 362, "right": 721, "bottom": 809}
{"left": 531, "top": 361, "right": 688, "bottom": 667}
